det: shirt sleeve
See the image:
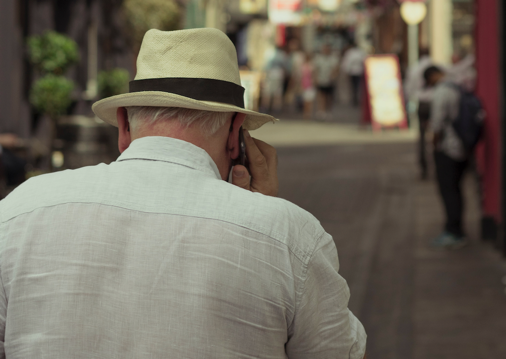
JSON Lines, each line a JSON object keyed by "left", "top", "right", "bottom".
{"left": 286, "top": 232, "right": 367, "bottom": 359}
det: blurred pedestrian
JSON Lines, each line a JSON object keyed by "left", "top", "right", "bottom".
{"left": 0, "top": 133, "right": 26, "bottom": 188}
{"left": 285, "top": 39, "right": 305, "bottom": 111}
{"left": 301, "top": 53, "right": 316, "bottom": 119}
{"left": 313, "top": 44, "right": 339, "bottom": 119}
{"left": 0, "top": 28, "right": 367, "bottom": 359}
{"left": 404, "top": 48, "right": 435, "bottom": 179}
{"left": 260, "top": 45, "right": 287, "bottom": 112}
{"left": 341, "top": 41, "right": 366, "bottom": 107}
{"left": 425, "top": 65, "right": 483, "bottom": 249}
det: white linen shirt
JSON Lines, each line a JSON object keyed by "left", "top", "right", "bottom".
{"left": 0, "top": 136, "right": 366, "bottom": 359}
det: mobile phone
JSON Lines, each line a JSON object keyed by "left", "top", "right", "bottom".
{"left": 237, "top": 127, "right": 247, "bottom": 167}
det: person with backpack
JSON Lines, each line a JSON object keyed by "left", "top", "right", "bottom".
{"left": 424, "top": 65, "right": 484, "bottom": 249}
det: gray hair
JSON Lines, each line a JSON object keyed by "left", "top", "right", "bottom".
{"left": 125, "top": 106, "right": 234, "bottom": 136}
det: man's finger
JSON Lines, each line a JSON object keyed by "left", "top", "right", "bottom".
{"left": 243, "top": 130, "right": 269, "bottom": 182}
{"left": 231, "top": 165, "right": 250, "bottom": 191}
{"left": 253, "top": 138, "right": 278, "bottom": 173}
{"left": 243, "top": 130, "right": 279, "bottom": 197}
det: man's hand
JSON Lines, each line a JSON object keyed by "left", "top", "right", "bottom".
{"left": 232, "top": 130, "right": 279, "bottom": 197}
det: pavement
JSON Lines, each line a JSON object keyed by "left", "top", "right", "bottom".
{"left": 253, "top": 119, "right": 417, "bottom": 147}
{"left": 259, "top": 105, "right": 506, "bottom": 359}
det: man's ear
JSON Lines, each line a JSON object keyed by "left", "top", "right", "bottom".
{"left": 117, "top": 107, "right": 131, "bottom": 153}
{"left": 227, "top": 113, "right": 246, "bottom": 160}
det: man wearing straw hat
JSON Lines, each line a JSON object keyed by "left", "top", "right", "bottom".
{"left": 0, "top": 29, "right": 366, "bottom": 358}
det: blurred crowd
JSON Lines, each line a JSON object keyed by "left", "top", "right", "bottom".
{"left": 258, "top": 39, "right": 367, "bottom": 119}
{"left": 256, "top": 37, "right": 477, "bottom": 127}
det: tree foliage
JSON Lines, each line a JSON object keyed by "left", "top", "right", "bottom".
{"left": 27, "top": 31, "right": 79, "bottom": 75}
{"left": 27, "top": 31, "right": 78, "bottom": 121}
{"left": 122, "top": 0, "right": 181, "bottom": 48}
{"left": 98, "top": 68, "right": 130, "bottom": 98}
{"left": 29, "top": 75, "right": 74, "bottom": 120}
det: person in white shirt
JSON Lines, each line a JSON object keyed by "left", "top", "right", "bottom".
{"left": 341, "top": 41, "right": 366, "bottom": 107}
{"left": 0, "top": 28, "right": 367, "bottom": 359}
{"left": 261, "top": 46, "right": 287, "bottom": 112}
{"left": 313, "top": 44, "right": 339, "bottom": 118}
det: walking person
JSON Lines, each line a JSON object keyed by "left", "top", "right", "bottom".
{"left": 313, "top": 44, "right": 339, "bottom": 119}
{"left": 341, "top": 41, "right": 366, "bottom": 107}
{"left": 425, "top": 65, "right": 483, "bottom": 249}
{"left": 284, "top": 39, "right": 305, "bottom": 110}
{"left": 260, "top": 46, "right": 287, "bottom": 113}
{"left": 301, "top": 53, "right": 316, "bottom": 119}
{"left": 0, "top": 28, "right": 367, "bottom": 358}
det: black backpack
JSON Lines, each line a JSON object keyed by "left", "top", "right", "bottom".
{"left": 448, "top": 83, "right": 485, "bottom": 153}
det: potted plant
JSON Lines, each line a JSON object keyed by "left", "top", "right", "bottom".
{"left": 27, "top": 31, "right": 79, "bottom": 170}
{"left": 98, "top": 68, "right": 130, "bottom": 99}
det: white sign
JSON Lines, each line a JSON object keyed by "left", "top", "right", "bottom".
{"left": 364, "top": 55, "right": 407, "bottom": 129}
{"left": 268, "top": 0, "right": 303, "bottom": 24}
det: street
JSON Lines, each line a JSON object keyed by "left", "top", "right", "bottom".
{"left": 254, "top": 111, "right": 506, "bottom": 359}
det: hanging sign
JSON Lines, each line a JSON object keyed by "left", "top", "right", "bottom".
{"left": 364, "top": 54, "right": 408, "bottom": 130}
{"left": 268, "top": 0, "right": 303, "bottom": 24}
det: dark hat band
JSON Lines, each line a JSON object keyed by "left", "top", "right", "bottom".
{"left": 129, "top": 78, "right": 245, "bottom": 108}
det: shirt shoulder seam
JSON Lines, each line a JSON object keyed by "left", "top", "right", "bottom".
{"left": 1, "top": 201, "right": 312, "bottom": 264}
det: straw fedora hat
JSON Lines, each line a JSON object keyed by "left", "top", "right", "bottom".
{"left": 92, "top": 28, "right": 278, "bottom": 131}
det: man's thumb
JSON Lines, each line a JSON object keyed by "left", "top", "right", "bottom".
{"left": 231, "top": 165, "right": 250, "bottom": 190}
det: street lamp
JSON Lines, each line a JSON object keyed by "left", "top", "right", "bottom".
{"left": 400, "top": 1, "right": 427, "bottom": 26}
{"left": 399, "top": 0, "right": 427, "bottom": 67}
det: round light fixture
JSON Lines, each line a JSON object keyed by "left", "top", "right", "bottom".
{"left": 400, "top": 1, "right": 427, "bottom": 25}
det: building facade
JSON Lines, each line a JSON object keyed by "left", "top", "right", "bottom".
{"left": 0, "top": 0, "right": 134, "bottom": 138}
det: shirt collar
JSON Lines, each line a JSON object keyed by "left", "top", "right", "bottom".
{"left": 117, "top": 136, "right": 222, "bottom": 179}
